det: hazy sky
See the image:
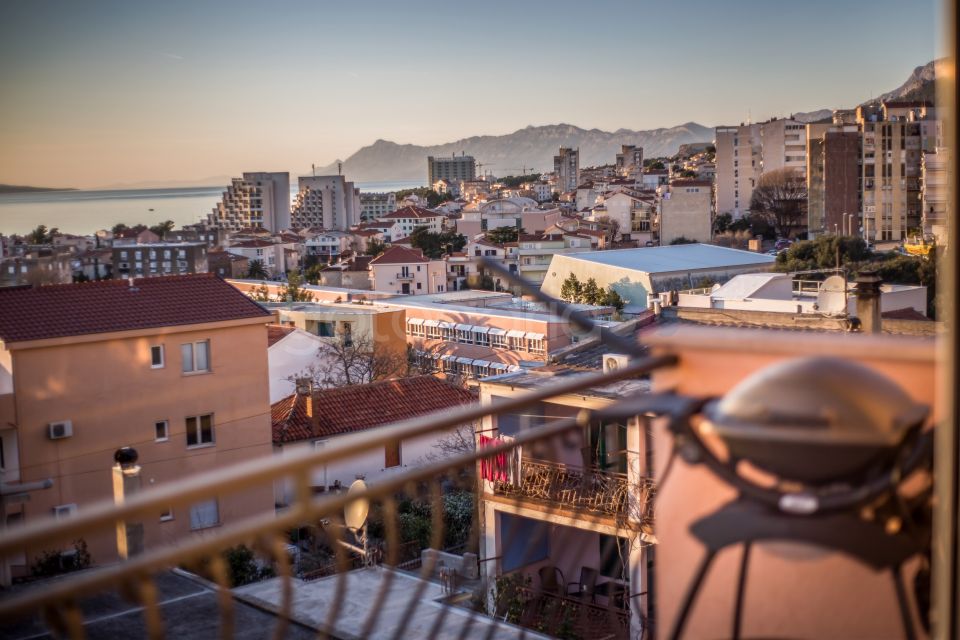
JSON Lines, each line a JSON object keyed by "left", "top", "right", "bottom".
{"left": 0, "top": 0, "right": 941, "bottom": 189}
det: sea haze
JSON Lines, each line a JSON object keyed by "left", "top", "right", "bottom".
{"left": 0, "top": 181, "right": 422, "bottom": 235}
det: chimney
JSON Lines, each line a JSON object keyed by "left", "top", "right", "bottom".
{"left": 855, "top": 270, "right": 883, "bottom": 334}
{"left": 295, "top": 377, "right": 313, "bottom": 397}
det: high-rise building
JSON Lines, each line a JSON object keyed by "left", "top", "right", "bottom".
{"left": 806, "top": 121, "right": 861, "bottom": 237}
{"left": 616, "top": 145, "right": 643, "bottom": 177}
{"left": 553, "top": 147, "right": 580, "bottom": 192}
{"left": 427, "top": 155, "right": 476, "bottom": 186}
{"left": 921, "top": 147, "right": 948, "bottom": 242}
{"left": 714, "top": 124, "right": 760, "bottom": 217}
{"left": 759, "top": 119, "right": 808, "bottom": 177}
{"left": 659, "top": 179, "right": 714, "bottom": 245}
{"left": 857, "top": 102, "right": 932, "bottom": 242}
{"left": 208, "top": 172, "right": 290, "bottom": 231}
{"left": 291, "top": 175, "right": 362, "bottom": 231}
{"left": 360, "top": 192, "right": 397, "bottom": 222}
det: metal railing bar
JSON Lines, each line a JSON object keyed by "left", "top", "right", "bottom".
{"left": 0, "top": 354, "right": 674, "bottom": 558}
{"left": 479, "top": 257, "right": 647, "bottom": 360}
{"left": 0, "top": 399, "right": 639, "bottom": 621}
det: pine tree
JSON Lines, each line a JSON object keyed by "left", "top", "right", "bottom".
{"left": 559, "top": 274, "right": 582, "bottom": 303}
{"left": 581, "top": 278, "right": 601, "bottom": 305}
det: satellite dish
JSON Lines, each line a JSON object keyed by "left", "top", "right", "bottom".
{"left": 816, "top": 275, "right": 847, "bottom": 316}
{"left": 344, "top": 479, "right": 369, "bottom": 531}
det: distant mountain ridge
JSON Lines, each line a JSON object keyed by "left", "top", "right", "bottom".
{"left": 312, "top": 122, "right": 715, "bottom": 183}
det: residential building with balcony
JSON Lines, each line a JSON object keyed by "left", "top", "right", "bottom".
{"left": 112, "top": 242, "right": 208, "bottom": 279}
{"left": 553, "top": 147, "right": 580, "bottom": 193}
{"left": 369, "top": 246, "right": 448, "bottom": 295}
{"left": 291, "top": 175, "right": 362, "bottom": 231}
{"left": 377, "top": 206, "right": 445, "bottom": 240}
{"left": 615, "top": 145, "right": 644, "bottom": 178}
{"left": 359, "top": 191, "right": 397, "bottom": 222}
{"left": 0, "top": 245, "right": 74, "bottom": 287}
{"left": 477, "top": 368, "right": 652, "bottom": 640}
{"left": 207, "top": 248, "right": 249, "bottom": 279}
{"left": 319, "top": 255, "right": 374, "bottom": 290}
{"left": 588, "top": 190, "right": 658, "bottom": 244}
{"left": 922, "top": 147, "right": 948, "bottom": 242}
{"left": 0, "top": 274, "right": 274, "bottom": 577}
{"left": 208, "top": 172, "right": 291, "bottom": 231}
{"left": 304, "top": 231, "right": 356, "bottom": 263}
{"left": 658, "top": 179, "right": 713, "bottom": 245}
{"left": 428, "top": 155, "right": 476, "bottom": 186}
{"left": 225, "top": 239, "right": 286, "bottom": 277}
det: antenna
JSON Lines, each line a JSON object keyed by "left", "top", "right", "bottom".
{"left": 338, "top": 162, "right": 342, "bottom": 176}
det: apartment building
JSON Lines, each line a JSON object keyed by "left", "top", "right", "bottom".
{"left": 427, "top": 155, "right": 476, "bottom": 186}
{"left": 759, "top": 118, "right": 807, "bottom": 177}
{"left": 477, "top": 368, "right": 652, "bottom": 640}
{"left": 112, "top": 242, "right": 208, "bottom": 279}
{"left": 921, "top": 148, "right": 948, "bottom": 242}
{"left": 225, "top": 239, "right": 286, "bottom": 277}
{"left": 291, "top": 175, "right": 362, "bottom": 231}
{"left": 369, "top": 246, "right": 448, "bottom": 295}
{"left": 714, "top": 123, "right": 761, "bottom": 216}
{"left": 658, "top": 179, "right": 713, "bottom": 244}
{"left": 590, "top": 190, "right": 658, "bottom": 244}
{"left": 806, "top": 122, "right": 861, "bottom": 237}
{"left": 553, "top": 147, "right": 580, "bottom": 193}
{"left": 319, "top": 256, "right": 374, "bottom": 290}
{"left": 377, "top": 206, "right": 445, "bottom": 239}
{"left": 857, "top": 102, "right": 927, "bottom": 242}
{"left": 208, "top": 172, "right": 291, "bottom": 231}
{"left": 615, "top": 145, "right": 643, "bottom": 178}
{"left": 207, "top": 249, "right": 249, "bottom": 279}
{"left": 0, "top": 275, "right": 274, "bottom": 576}
{"left": 359, "top": 192, "right": 397, "bottom": 222}
{"left": 304, "top": 231, "right": 355, "bottom": 263}
{"left": 0, "top": 246, "right": 74, "bottom": 287}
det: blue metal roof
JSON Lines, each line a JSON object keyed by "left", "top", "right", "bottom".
{"left": 559, "top": 244, "right": 775, "bottom": 274}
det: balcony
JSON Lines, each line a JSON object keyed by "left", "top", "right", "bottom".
{"left": 395, "top": 271, "right": 415, "bottom": 280}
{"left": 493, "top": 459, "right": 654, "bottom": 524}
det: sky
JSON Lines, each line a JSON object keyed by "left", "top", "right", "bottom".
{"left": 0, "top": 0, "right": 942, "bottom": 189}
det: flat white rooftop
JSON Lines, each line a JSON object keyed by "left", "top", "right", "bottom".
{"left": 559, "top": 244, "right": 775, "bottom": 274}
{"left": 234, "top": 567, "right": 546, "bottom": 639}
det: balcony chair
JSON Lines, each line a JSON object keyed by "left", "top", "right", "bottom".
{"left": 567, "top": 566, "right": 599, "bottom": 602}
{"left": 538, "top": 565, "right": 565, "bottom": 597}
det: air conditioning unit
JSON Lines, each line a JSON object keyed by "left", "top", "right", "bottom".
{"left": 48, "top": 420, "right": 73, "bottom": 440}
{"left": 53, "top": 504, "right": 77, "bottom": 520}
{"left": 603, "top": 354, "right": 630, "bottom": 375}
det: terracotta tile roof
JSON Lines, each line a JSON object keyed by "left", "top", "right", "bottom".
{"left": 267, "top": 324, "right": 296, "bottom": 347}
{"left": 271, "top": 376, "right": 477, "bottom": 444}
{"left": 370, "top": 246, "right": 429, "bottom": 265}
{"left": 0, "top": 273, "right": 271, "bottom": 344}
{"left": 229, "top": 239, "right": 275, "bottom": 248}
{"left": 271, "top": 391, "right": 315, "bottom": 443}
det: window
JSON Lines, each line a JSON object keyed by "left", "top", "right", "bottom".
{"left": 189, "top": 499, "right": 219, "bottom": 530}
{"left": 160, "top": 508, "right": 174, "bottom": 522}
{"left": 150, "top": 345, "right": 165, "bottom": 368}
{"left": 181, "top": 340, "right": 210, "bottom": 373}
{"left": 186, "top": 414, "right": 214, "bottom": 447}
{"left": 341, "top": 323, "right": 353, "bottom": 347}
{"left": 500, "top": 514, "right": 549, "bottom": 571}
{"left": 317, "top": 321, "right": 336, "bottom": 337}
{"left": 155, "top": 420, "right": 169, "bottom": 442}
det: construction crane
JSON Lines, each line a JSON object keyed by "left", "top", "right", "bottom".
{"left": 476, "top": 162, "right": 495, "bottom": 177}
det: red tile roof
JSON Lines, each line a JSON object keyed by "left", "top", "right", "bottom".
{"left": 267, "top": 324, "right": 296, "bottom": 347}
{"left": 229, "top": 239, "right": 275, "bottom": 248}
{"left": 0, "top": 273, "right": 271, "bottom": 344}
{"left": 271, "top": 376, "right": 477, "bottom": 444}
{"left": 370, "top": 246, "right": 429, "bottom": 265}
{"left": 881, "top": 307, "right": 932, "bottom": 322}
{"left": 271, "top": 391, "right": 315, "bottom": 443}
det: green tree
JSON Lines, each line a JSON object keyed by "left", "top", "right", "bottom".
{"left": 713, "top": 212, "right": 733, "bottom": 234}
{"left": 112, "top": 223, "right": 130, "bottom": 235}
{"left": 27, "top": 224, "right": 53, "bottom": 244}
{"left": 251, "top": 282, "right": 272, "bottom": 302}
{"left": 149, "top": 219, "right": 175, "bottom": 239}
{"left": 410, "top": 227, "right": 467, "bottom": 258}
{"left": 602, "top": 287, "right": 625, "bottom": 312}
{"left": 304, "top": 262, "right": 325, "bottom": 284}
{"left": 246, "top": 259, "right": 269, "bottom": 280}
{"left": 669, "top": 236, "right": 697, "bottom": 245}
{"left": 279, "top": 268, "right": 314, "bottom": 302}
{"left": 485, "top": 226, "right": 525, "bottom": 245}
{"left": 365, "top": 238, "right": 386, "bottom": 256}
{"left": 581, "top": 277, "right": 602, "bottom": 305}
{"left": 559, "top": 273, "right": 583, "bottom": 303}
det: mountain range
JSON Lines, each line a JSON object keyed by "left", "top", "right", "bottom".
{"left": 314, "top": 59, "right": 940, "bottom": 183}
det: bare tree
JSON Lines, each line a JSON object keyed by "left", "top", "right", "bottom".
{"left": 749, "top": 168, "right": 808, "bottom": 238}
{"left": 291, "top": 329, "right": 409, "bottom": 389}
{"left": 594, "top": 215, "right": 621, "bottom": 241}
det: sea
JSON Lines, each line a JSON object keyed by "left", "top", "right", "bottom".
{"left": 0, "top": 180, "right": 422, "bottom": 236}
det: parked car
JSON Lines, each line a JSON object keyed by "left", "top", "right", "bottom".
{"left": 775, "top": 239, "right": 793, "bottom": 251}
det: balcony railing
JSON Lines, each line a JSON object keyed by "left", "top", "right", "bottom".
{"left": 395, "top": 271, "right": 414, "bottom": 280}
{"left": 493, "top": 459, "right": 655, "bottom": 524}
{"left": 510, "top": 586, "right": 633, "bottom": 640}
